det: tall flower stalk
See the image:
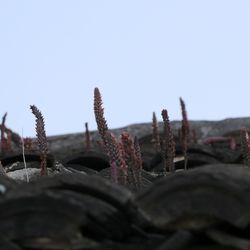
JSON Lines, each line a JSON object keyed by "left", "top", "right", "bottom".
{"left": 180, "top": 97, "right": 190, "bottom": 170}
{"left": 94, "top": 87, "right": 127, "bottom": 184}
{"left": 161, "top": 109, "right": 175, "bottom": 173}
{"left": 30, "top": 105, "right": 48, "bottom": 176}
{"left": 84, "top": 122, "right": 91, "bottom": 151}
{"left": 94, "top": 88, "right": 109, "bottom": 148}
{"left": 121, "top": 132, "right": 142, "bottom": 189}
{"left": 151, "top": 112, "right": 161, "bottom": 152}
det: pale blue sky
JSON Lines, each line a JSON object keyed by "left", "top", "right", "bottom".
{"left": 0, "top": 1, "right": 250, "bottom": 137}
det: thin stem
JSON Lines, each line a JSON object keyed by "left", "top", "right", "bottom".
{"left": 21, "top": 129, "right": 29, "bottom": 182}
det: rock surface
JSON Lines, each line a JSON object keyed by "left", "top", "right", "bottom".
{"left": 1, "top": 118, "right": 250, "bottom": 249}
{"left": 44, "top": 117, "right": 250, "bottom": 160}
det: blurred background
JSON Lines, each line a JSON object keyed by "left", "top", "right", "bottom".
{"left": 0, "top": 1, "right": 250, "bottom": 137}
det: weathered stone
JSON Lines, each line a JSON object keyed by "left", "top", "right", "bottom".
{"left": 135, "top": 164, "right": 250, "bottom": 231}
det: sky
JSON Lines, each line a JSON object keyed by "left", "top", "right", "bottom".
{"left": 0, "top": 1, "right": 250, "bottom": 137}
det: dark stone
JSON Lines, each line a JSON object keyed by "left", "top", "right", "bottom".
{"left": 1, "top": 151, "right": 55, "bottom": 169}
{"left": 135, "top": 164, "right": 250, "bottom": 231}
{"left": 61, "top": 150, "right": 110, "bottom": 171}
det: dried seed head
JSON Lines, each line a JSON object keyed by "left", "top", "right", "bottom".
{"left": 134, "top": 136, "right": 142, "bottom": 188}
{"left": 179, "top": 97, "right": 190, "bottom": 170}
{"left": 84, "top": 122, "right": 91, "bottom": 151}
{"left": 120, "top": 132, "right": 142, "bottom": 189}
{"left": 30, "top": 105, "right": 48, "bottom": 176}
{"left": 106, "top": 132, "right": 127, "bottom": 184}
{"left": 161, "top": 109, "right": 175, "bottom": 172}
{"left": 134, "top": 136, "right": 143, "bottom": 170}
{"left": 151, "top": 112, "right": 161, "bottom": 152}
{"left": 94, "top": 87, "right": 109, "bottom": 146}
